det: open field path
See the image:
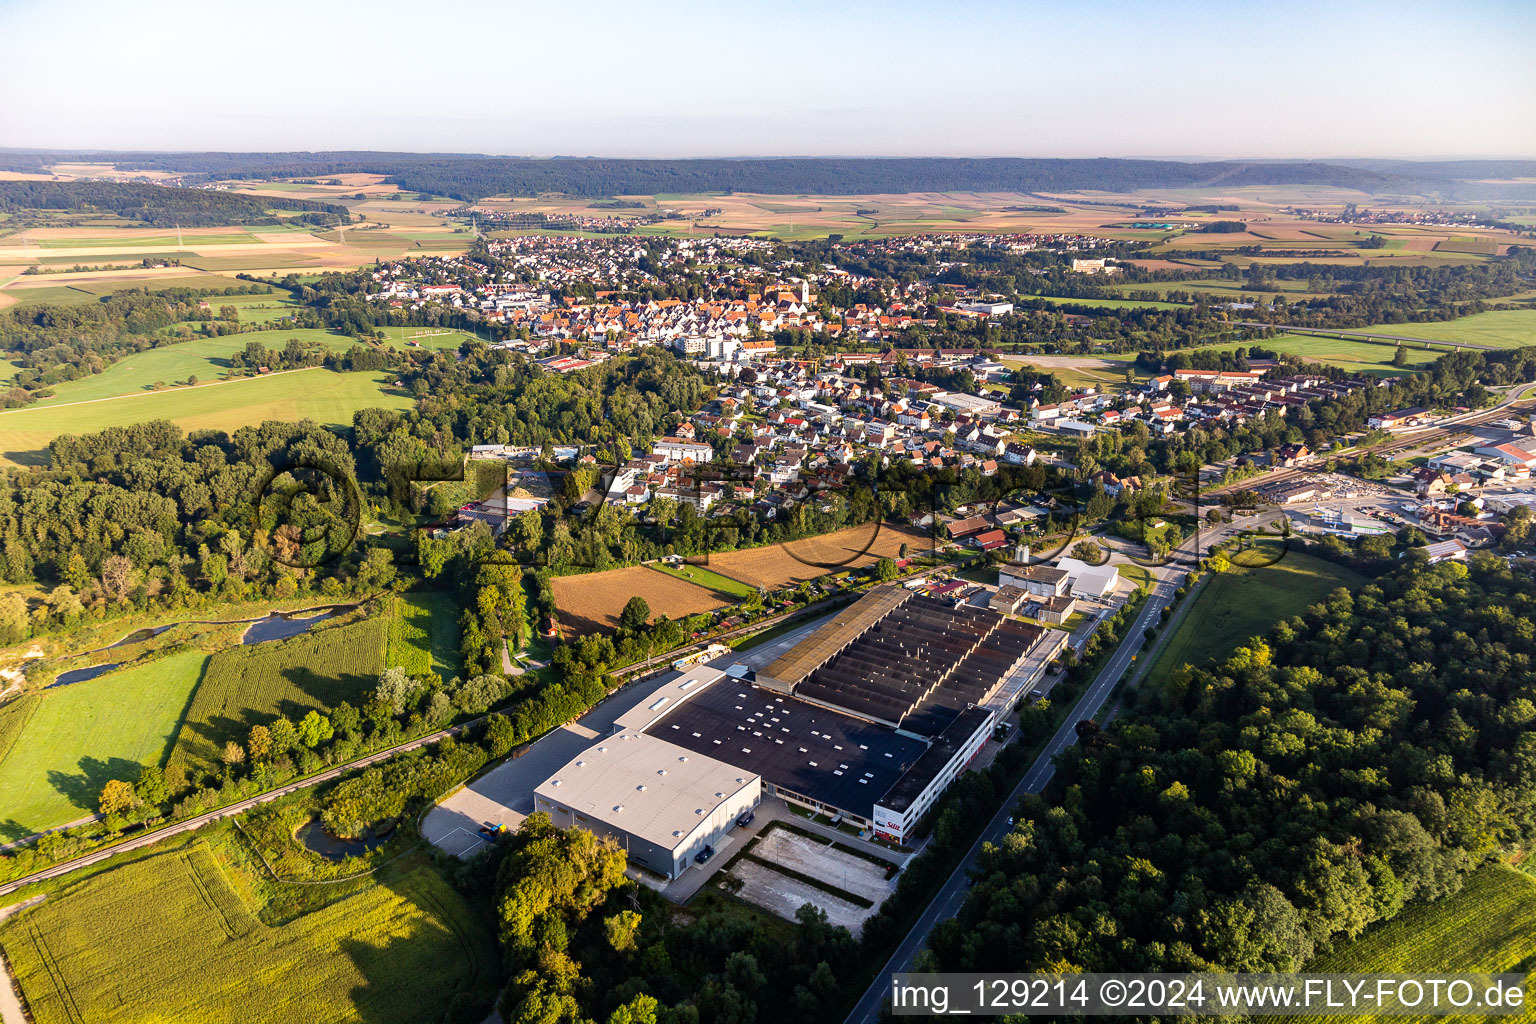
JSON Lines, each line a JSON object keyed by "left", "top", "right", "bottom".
{"left": 0, "top": 365, "right": 327, "bottom": 416}
{"left": 1236, "top": 321, "right": 1501, "bottom": 350}
{"left": 0, "top": 896, "right": 43, "bottom": 1024}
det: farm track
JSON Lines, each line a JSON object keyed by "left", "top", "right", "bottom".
{"left": 0, "top": 583, "right": 900, "bottom": 899}
{"left": 0, "top": 365, "right": 326, "bottom": 416}
{"left": 1236, "top": 320, "right": 1502, "bottom": 350}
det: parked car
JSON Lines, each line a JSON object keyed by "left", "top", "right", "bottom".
{"left": 736, "top": 811, "right": 755, "bottom": 828}
{"left": 694, "top": 845, "right": 715, "bottom": 865}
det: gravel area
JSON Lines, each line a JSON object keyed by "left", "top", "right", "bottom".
{"left": 728, "top": 859, "right": 874, "bottom": 931}
{"left": 754, "top": 828, "right": 895, "bottom": 905}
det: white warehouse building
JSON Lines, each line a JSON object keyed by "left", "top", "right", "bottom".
{"left": 534, "top": 731, "right": 760, "bottom": 880}
{"left": 1054, "top": 557, "right": 1120, "bottom": 600}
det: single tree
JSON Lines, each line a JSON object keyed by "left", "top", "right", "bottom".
{"left": 297, "top": 710, "right": 334, "bottom": 748}
{"left": 99, "top": 779, "right": 139, "bottom": 816}
{"left": 619, "top": 595, "right": 651, "bottom": 632}
{"left": 247, "top": 724, "right": 273, "bottom": 761}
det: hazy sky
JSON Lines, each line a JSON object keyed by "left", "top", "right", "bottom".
{"left": 2, "top": 0, "right": 1532, "bottom": 159}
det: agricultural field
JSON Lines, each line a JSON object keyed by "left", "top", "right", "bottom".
{"left": 16, "top": 332, "right": 361, "bottom": 407}
{"left": 551, "top": 565, "right": 728, "bottom": 637}
{"left": 0, "top": 367, "right": 412, "bottom": 467}
{"left": 0, "top": 839, "right": 498, "bottom": 1024}
{"left": 706, "top": 523, "right": 933, "bottom": 590}
{"left": 385, "top": 590, "right": 461, "bottom": 678}
{"left": 648, "top": 562, "right": 758, "bottom": 598}
{"left": 370, "top": 324, "right": 490, "bottom": 350}
{"left": 1017, "top": 293, "right": 1188, "bottom": 311}
{"left": 1144, "top": 548, "right": 1363, "bottom": 688}
{"left": 1348, "top": 309, "right": 1536, "bottom": 350}
{"left": 1293, "top": 865, "right": 1536, "bottom": 1024}
{"left": 0, "top": 650, "right": 209, "bottom": 837}
{"left": 1172, "top": 334, "right": 1439, "bottom": 375}
{"left": 171, "top": 616, "right": 387, "bottom": 770}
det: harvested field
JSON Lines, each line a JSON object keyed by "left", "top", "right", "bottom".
{"left": 552, "top": 565, "right": 727, "bottom": 637}
{"left": 706, "top": 523, "right": 933, "bottom": 589}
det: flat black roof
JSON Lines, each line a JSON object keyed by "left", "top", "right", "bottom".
{"left": 878, "top": 706, "right": 994, "bottom": 814}
{"left": 650, "top": 678, "right": 928, "bottom": 819}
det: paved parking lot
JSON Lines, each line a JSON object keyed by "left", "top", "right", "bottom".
{"left": 422, "top": 671, "right": 687, "bottom": 857}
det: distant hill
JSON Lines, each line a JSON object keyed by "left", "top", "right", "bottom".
{"left": 2, "top": 150, "right": 1533, "bottom": 203}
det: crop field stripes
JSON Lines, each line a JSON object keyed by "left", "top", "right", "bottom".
{"left": 180, "top": 848, "right": 254, "bottom": 941}
{"left": 20, "top": 922, "right": 82, "bottom": 1024}
{"left": 408, "top": 876, "right": 490, "bottom": 988}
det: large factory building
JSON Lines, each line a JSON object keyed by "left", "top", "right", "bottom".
{"left": 538, "top": 585, "right": 1064, "bottom": 854}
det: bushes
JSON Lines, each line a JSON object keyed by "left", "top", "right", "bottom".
{"left": 321, "top": 738, "right": 489, "bottom": 838}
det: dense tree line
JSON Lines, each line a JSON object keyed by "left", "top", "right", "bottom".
{"left": 931, "top": 557, "right": 1536, "bottom": 977}
{"left": 0, "top": 420, "right": 392, "bottom": 636}
{"left": 0, "top": 285, "right": 277, "bottom": 402}
{"left": 0, "top": 180, "right": 348, "bottom": 228}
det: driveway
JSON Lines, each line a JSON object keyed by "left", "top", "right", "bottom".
{"left": 422, "top": 672, "right": 689, "bottom": 858}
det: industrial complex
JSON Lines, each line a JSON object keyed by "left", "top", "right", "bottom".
{"left": 533, "top": 584, "right": 1070, "bottom": 875}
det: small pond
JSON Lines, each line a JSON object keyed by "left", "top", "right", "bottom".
{"left": 240, "top": 607, "right": 347, "bottom": 645}
{"left": 45, "top": 605, "right": 355, "bottom": 689}
{"left": 295, "top": 817, "right": 392, "bottom": 862}
{"left": 48, "top": 662, "right": 122, "bottom": 688}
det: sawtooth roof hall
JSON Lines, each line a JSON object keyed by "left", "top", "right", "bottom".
{"left": 538, "top": 585, "right": 1060, "bottom": 847}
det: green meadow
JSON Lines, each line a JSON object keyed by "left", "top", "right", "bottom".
{"left": 0, "top": 650, "right": 209, "bottom": 836}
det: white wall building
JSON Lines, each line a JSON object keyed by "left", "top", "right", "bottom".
{"left": 534, "top": 732, "right": 760, "bottom": 880}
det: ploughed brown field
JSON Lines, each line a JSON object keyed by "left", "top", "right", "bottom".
{"left": 702, "top": 522, "right": 934, "bottom": 590}
{"left": 551, "top": 565, "right": 728, "bottom": 637}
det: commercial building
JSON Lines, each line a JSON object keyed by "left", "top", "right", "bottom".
{"left": 957, "top": 300, "right": 1014, "bottom": 316}
{"left": 539, "top": 587, "right": 1065, "bottom": 850}
{"left": 930, "top": 391, "right": 1003, "bottom": 417}
{"left": 534, "top": 731, "right": 760, "bottom": 880}
{"left": 1001, "top": 565, "right": 1069, "bottom": 598}
{"left": 1038, "top": 594, "right": 1077, "bottom": 624}
{"left": 1054, "top": 558, "right": 1119, "bottom": 601}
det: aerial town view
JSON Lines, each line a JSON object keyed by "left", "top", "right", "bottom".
{"left": 0, "top": 1, "right": 1534, "bottom": 1022}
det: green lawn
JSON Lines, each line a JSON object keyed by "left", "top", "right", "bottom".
{"left": 371, "top": 324, "right": 489, "bottom": 350}
{"left": 0, "top": 840, "right": 499, "bottom": 1024}
{"left": 1175, "top": 334, "right": 1438, "bottom": 375}
{"left": 22, "top": 334, "right": 361, "bottom": 406}
{"left": 649, "top": 562, "right": 759, "bottom": 598}
{"left": 220, "top": 293, "right": 307, "bottom": 322}
{"left": 1350, "top": 309, "right": 1536, "bottom": 350}
{"left": 1292, "top": 864, "right": 1536, "bottom": 1024}
{"left": 0, "top": 650, "right": 208, "bottom": 836}
{"left": 1116, "top": 564, "right": 1155, "bottom": 593}
{"left": 385, "top": 590, "right": 461, "bottom": 678}
{"left": 0, "top": 367, "right": 412, "bottom": 467}
{"left": 1144, "top": 550, "right": 1362, "bottom": 687}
